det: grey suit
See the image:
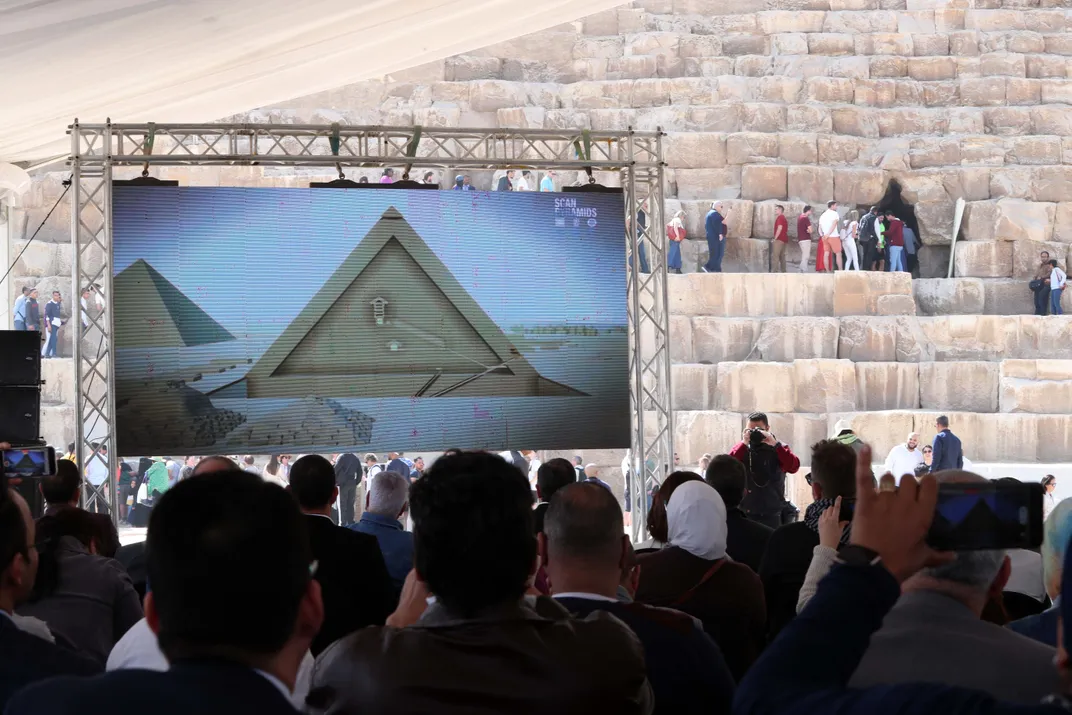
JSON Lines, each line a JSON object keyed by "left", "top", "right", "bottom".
{"left": 849, "top": 589, "right": 1057, "bottom": 704}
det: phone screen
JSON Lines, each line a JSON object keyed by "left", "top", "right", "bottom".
{"left": 1, "top": 448, "right": 57, "bottom": 478}
{"left": 927, "top": 481, "right": 1043, "bottom": 551}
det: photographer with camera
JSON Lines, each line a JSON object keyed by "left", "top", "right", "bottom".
{"left": 728, "top": 413, "right": 801, "bottom": 530}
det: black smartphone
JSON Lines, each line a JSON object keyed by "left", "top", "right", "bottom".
{"left": 1, "top": 447, "right": 58, "bottom": 478}
{"left": 839, "top": 498, "right": 856, "bottom": 523}
{"left": 927, "top": 481, "right": 1043, "bottom": 551}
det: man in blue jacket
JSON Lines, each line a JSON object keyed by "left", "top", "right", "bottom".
{"left": 702, "top": 201, "right": 729, "bottom": 273}
{"left": 43, "top": 290, "right": 65, "bottom": 358}
{"left": 734, "top": 445, "right": 1069, "bottom": 715}
{"left": 930, "top": 415, "right": 963, "bottom": 472}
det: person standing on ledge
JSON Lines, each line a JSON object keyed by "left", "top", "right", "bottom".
{"left": 1050, "top": 259, "right": 1066, "bottom": 316}
{"left": 796, "top": 206, "right": 813, "bottom": 273}
{"left": 771, "top": 205, "right": 788, "bottom": 273}
{"left": 702, "top": 201, "right": 729, "bottom": 273}
{"left": 929, "top": 416, "right": 963, "bottom": 473}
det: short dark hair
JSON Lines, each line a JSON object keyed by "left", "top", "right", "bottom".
{"left": 1043, "top": 475, "right": 1057, "bottom": 488}
{"left": 937, "top": 415, "right": 950, "bottom": 428}
{"left": 810, "top": 440, "right": 857, "bottom": 500}
{"left": 21, "top": 287, "right": 29, "bottom": 295}
{"left": 747, "top": 412, "right": 769, "bottom": 428}
{"left": 537, "top": 458, "right": 576, "bottom": 502}
{"left": 32, "top": 508, "right": 105, "bottom": 600}
{"left": 41, "top": 460, "right": 81, "bottom": 504}
{"left": 647, "top": 470, "right": 704, "bottom": 543}
{"left": 545, "top": 483, "right": 623, "bottom": 565}
{"left": 409, "top": 452, "right": 534, "bottom": 617}
{"left": 147, "top": 471, "right": 311, "bottom": 660}
{"left": 870, "top": 206, "right": 878, "bottom": 213}
{"left": 827, "top": 200, "right": 837, "bottom": 208}
{"left": 66, "top": 442, "right": 75, "bottom": 454}
{"left": 775, "top": 204, "right": 784, "bottom": 211}
{"left": 1051, "top": 259, "right": 1059, "bottom": 268}
{"left": 288, "top": 455, "right": 336, "bottom": 510}
{"left": 704, "top": 455, "right": 748, "bottom": 508}
{"left": 802, "top": 205, "right": 812, "bottom": 214}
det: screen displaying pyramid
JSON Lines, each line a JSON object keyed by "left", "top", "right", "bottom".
{"left": 113, "top": 185, "right": 629, "bottom": 457}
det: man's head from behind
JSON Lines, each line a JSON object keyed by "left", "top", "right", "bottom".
{"left": 540, "top": 483, "right": 627, "bottom": 597}
{"left": 936, "top": 415, "right": 950, "bottom": 430}
{"left": 409, "top": 452, "right": 535, "bottom": 617}
{"left": 704, "top": 455, "right": 748, "bottom": 509}
{"left": 536, "top": 458, "right": 576, "bottom": 503}
{"left": 192, "top": 456, "right": 238, "bottom": 476}
{"left": 0, "top": 486, "right": 37, "bottom": 611}
{"left": 366, "top": 470, "right": 409, "bottom": 520}
{"left": 288, "top": 455, "right": 337, "bottom": 513}
{"left": 1043, "top": 498, "right": 1072, "bottom": 600}
{"left": 145, "top": 471, "right": 321, "bottom": 668}
{"left": 810, "top": 439, "right": 857, "bottom": 501}
{"left": 40, "top": 460, "right": 81, "bottom": 506}
{"left": 905, "top": 471, "right": 1009, "bottom": 614}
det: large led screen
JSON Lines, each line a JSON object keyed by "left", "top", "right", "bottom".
{"left": 112, "top": 186, "right": 628, "bottom": 456}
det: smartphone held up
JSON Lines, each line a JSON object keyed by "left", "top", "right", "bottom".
{"left": 1, "top": 447, "right": 57, "bottom": 479}
{"left": 926, "top": 480, "right": 1044, "bottom": 552}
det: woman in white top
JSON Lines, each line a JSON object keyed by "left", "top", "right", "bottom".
{"left": 1043, "top": 475, "right": 1057, "bottom": 522}
{"left": 1050, "top": 260, "right": 1066, "bottom": 315}
{"left": 841, "top": 212, "right": 860, "bottom": 271}
{"left": 667, "top": 210, "right": 686, "bottom": 274}
{"left": 262, "top": 455, "right": 287, "bottom": 488}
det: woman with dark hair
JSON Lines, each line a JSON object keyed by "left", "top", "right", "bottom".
{"left": 116, "top": 461, "right": 134, "bottom": 523}
{"left": 643, "top": 470, "right": 704, "bottom": 548}
{"left": 17, "top": 508, "right": 142, "bottom": 665}
{"left": 914, "top": 445, "right": 933, "bottom": 478}
{"left": 263, "top": 455, "right": 286, "bottom": 488}
{"left": 1043, "top": 475, "right": 1057, "bottom": 522}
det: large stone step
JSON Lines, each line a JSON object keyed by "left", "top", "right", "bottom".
{"left": 672, "top": 358, "right": 1072, "bottom": 414}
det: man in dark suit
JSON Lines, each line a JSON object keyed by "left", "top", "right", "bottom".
{"left": 289, "top": 455, "right": 394, "bottom": 655}
{"left": 543, "top": 482, "right": 734, "bottom": 714}
{"left": 333, "top": 453, "right": 361, "bottom": 526}
{"left": 8, "top": 470, "right": 320, "bottom": 715}
{"left": 930, "top": 415, "right": 964, "bottom": 472}
{"left": 1, "top": 482, "right": 100, "bottom": 709}
{"left": 704, "top": 455, "right": 773, "bottom": 573}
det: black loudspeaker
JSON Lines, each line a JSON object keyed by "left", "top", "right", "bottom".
{"left": 0, "top": 330, "right": 42, "bottom": 386}
{"left": 0, "top": 386, "right": 41, "bottom": 444}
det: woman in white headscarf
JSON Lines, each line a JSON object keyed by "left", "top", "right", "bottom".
{"left": 667, "top": 210, "right": 687, "bottom": 274}
{"left": 635, "top": 478, "right": 766, "bottom": 681}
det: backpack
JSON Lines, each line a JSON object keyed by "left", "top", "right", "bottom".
{"left": 858, "top": 213, "right": 877, "bottom": 243}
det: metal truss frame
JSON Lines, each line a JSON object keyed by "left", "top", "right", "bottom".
{"left": 69, "top": 122, "right": 672, "bottom": 536}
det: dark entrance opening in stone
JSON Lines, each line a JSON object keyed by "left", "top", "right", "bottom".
{"left": 876, "top": 179, "right": 924, "bottom": 277}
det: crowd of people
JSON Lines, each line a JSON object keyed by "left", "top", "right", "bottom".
{"left": 3, "top": 413, "right": 1069, "bottom": 715}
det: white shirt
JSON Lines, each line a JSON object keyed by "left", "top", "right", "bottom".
{"left": 107, "top": 618, "right": 315, "bottom": 709}
{"left": 80, "top": 296, "right": 89, "bottom": 328}
{"left": 85, "top": 458, "right": 108, "bottom": 487}
{"left": 884, "top": 443, "right": 924, "bottom": 483}
{"left": 1052, "top": 266, "right": 1067, "bottom": 290}
{"left": 819, "top": 209, "right": 840, "bottom": 239}
{"left": 514, "top": 175, "right": 531, "bottom": 191}
{"left": 1005, "top": 549, "right": 1046, "bottom": 602}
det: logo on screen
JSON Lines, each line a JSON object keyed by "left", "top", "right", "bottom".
{"left": 554, "top": 197, "right": 598, "bottom": 229}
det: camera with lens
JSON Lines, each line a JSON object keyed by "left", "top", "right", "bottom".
{"left": 747, "top": 427, "right": 766, "bottom": 447}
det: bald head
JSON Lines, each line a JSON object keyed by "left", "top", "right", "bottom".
{"left": 192, "top": 456, "right": 238, "bottom": 476}
{"left": 545, "top": 482, "right": 623, "bottom": 565}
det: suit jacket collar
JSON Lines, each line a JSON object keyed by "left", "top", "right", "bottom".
{"left": 418, "top": 596, "right": 568, "bottom": 629}
{"left": 359, "top": 512, "right": 403, "bottom": 530}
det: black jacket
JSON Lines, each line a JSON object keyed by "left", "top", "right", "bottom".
{"left": 0, "top": 615, "right": 101, "bottom": 710}
{"left": 7, "top": 659, "right": 296, "bottom": 715}
{"left": 333, "top": 454, "right": 361, "bottom": 487}
{"left": 725, "top": 508, "right": 774, "bottom": 574}
{"left": 931, "top": 430, "right": 964, "bottom": 472}
{"left": 304, "top": 514, "right": 395, "bottom": 656}
{"left": 557, "top": 596, "right": 735, "bottom": 715}
{"left": 758, "top": 522, "right": 821, "bottom": 640}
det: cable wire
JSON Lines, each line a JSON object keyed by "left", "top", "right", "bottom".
{"left": 0, "top": 176, "right": 73, "bottom": 290}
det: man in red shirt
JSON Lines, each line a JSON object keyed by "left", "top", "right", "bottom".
{"left": 772, "top": 205, "right": 789, "bottom": 273}
{"left": 728, "top": 412, "right": 802, "bottom": 529}
{"left": 885, "top": 215, "right": 905, "bottom": 272}
{"left": 796, "top": 206, "right": 813, "bottom": 273}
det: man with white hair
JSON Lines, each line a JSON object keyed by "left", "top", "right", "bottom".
{"left": 702, "top": 201, "right": 730, "bottom": 273}
{"left": 883, "top": 433, "right": 924, "bottom": 484}
{"left": 351, "top": 471, "right": 413, "bottom": 591}
{"left": 848, "top": 471, "right": 1057, "bottom": 704}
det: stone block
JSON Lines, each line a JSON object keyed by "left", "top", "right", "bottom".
{"left": 678, "top": 35, "right": 723, "bottom": 58}
{"left": 909, "top": 138, "right": 961, "bottom": 169}
{"left": 40, "top": 404, "right": 76, "bottom": 453}
{"left": 838, "top": 316, "right": 898, "bottom": 361}
{"left": 742, "top": 166, "right": 789, "bottom": 201}
{"left": 833, "top": 272, "right": 916, "bottom": 317}
{"left": 670, "top": 315, "right": 693, "bottom": 363}
{"left": 984, "top": 107, "right": 1033, "bottom": 136}
{"left": 913, "top": 32, "right": 951, "bottom": 56}
{"left": 1000, "top": 367, "right": 1072, "bottom": 413}
{"left": 817, "top": 135, "right": 864, "bottom": 164}
{"left": 726, "top": 133, "right": 780, "bottom": 165}
{"left": 722, "top": 35, "right": 772, "bottom": 56}
{"left": 855, "top": 79, "right": 898, "bottom": 107}
{"left": 468, "top": 80, "right": 536, "bottom": 112}
{"left": 871, "top": 56, "right": 910, "bottom": 78}
{"left": 1038, "top": 416, "right": 1072, "bottom": 464}
{"left": 917, "top": 245, "right": 952, "bottom": 279}
{"left": 959, "top": 136, "right": 1006, "bottom": 167}
{"left": 1026, "top": 55, "right": 1070, "bottom": 79}
{"left": 989, "top": 167, "right": 1035, "bottom": 200}
{"left": 674, "top": 411, "right": 745, "bottom": 466}
{"left": 757, "top": 10, "right": 828, "bottom": 34}
{"left": 664, "top": 133, "right": 728, "bottom": 169}
{"left": 806, "top": 77, "right": 857, "bottom": 103}
{"left": 675, "top": 168, "right": 742, "bottom": 200}
{"left": 672, "top": 364, "right": 714, "bottom": 410}
{"left": 979, "top": 51, "right": 1027, "bottom": 77}
{"left": 788, "top": 104, "right": 834, "bottom": 133}
{"left": 953, "top": 240, "right": 1013, "bottom": 277}
{"left": 1041, "top": 79, "right": 1072, "bottom": 104}
{"left": 916, "top": 201, "right": 957, "bottom": 245}
{"left": 808, "top": 33, "right": 856, "bottom": 55}
{"left": 1055, "top": 204, "right": 1072, "bottom": 243}
{"left": 1033, "top": 167, "right": 1072, "bottom": 203}
{"left": 1006, "top": 136, "right": 1062, "bottom": 166}
{"left": 827, "top": 411, "right": 916, "bottom": 461}
{"left": 907, "top": 56, "right": 957, "bottom": 80}
{"left": 755, "top": 76, "right": 806, "bottom": 104}
{"left": 913, "top": 278, "right": 986, "bottom": 315}
{"left": 669, "top": 273, "right": 836, "bottom": 317}
{"left": 1012, "top": 240, "right": 1067, "bottom": 279}
{"left": 716, "top": 362, "right": 796, "bottom": 412}
{"left": 855, "top": 362, "right": 921, "bottom": 410}
{"left": 753, "top": 201, "right": 807, "bottom": 240}
{"left": 754, "top": 317, "right": 842, "bottom": 361}
{"left": 691, "top": 318, "right": 760, "bottom": 362}
{"left": 794, "top": 359, "right": 858, "bottom": 412}
{"left": 992, "top": 198, "right": 1057, "bottom": 243}
{"left": 739, "top": 104, "right": 788, "bottom": 133}
{"left": 981, "top": 279, "right": 1036, "bottom": 316}
{"left": 772, "top": 33, "right": 810, "bottom": 55}
{"left": 832, "top": 168, "right": 888, "bottom": 205}
{"left": 764, "top": 414, "right": 828, "bottom": 471}
{"left": 40, "top": 358, "right": 75, "bottom": 406}
{"left": 1006, "top": 78, "right": 1042, "bottom": 106}
{"left": 722, "top": 237, "right": 770, "bottom": 272}
{"left": 779, "top": 133, "right": 819, "bottom": 164}
{"left": 736, "top": 56, "right": 775, "bottom": 77}
{"left": 919, "top": 361, "right": 1000, "bottom": 412}
{"left": 787, "top": 166, "right": 835, "bottom": 204}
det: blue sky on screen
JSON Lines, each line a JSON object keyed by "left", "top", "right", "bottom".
{"left": 112, "top": 186, "right": 627, "bottom": 346}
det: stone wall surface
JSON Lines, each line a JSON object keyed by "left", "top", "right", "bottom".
{"left": 9, "top": 0, "right": 1072, "bottom": 476}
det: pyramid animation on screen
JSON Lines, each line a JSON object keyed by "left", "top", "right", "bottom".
{"left": 211, "top": 206, "right": 586, "bottom": 399}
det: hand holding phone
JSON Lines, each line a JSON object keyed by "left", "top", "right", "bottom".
{"left": 926, "top": 480, "right": 1043, "bottom": 552}
{"left": 1, "top": 447, "right": 57, "bottom": 478}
